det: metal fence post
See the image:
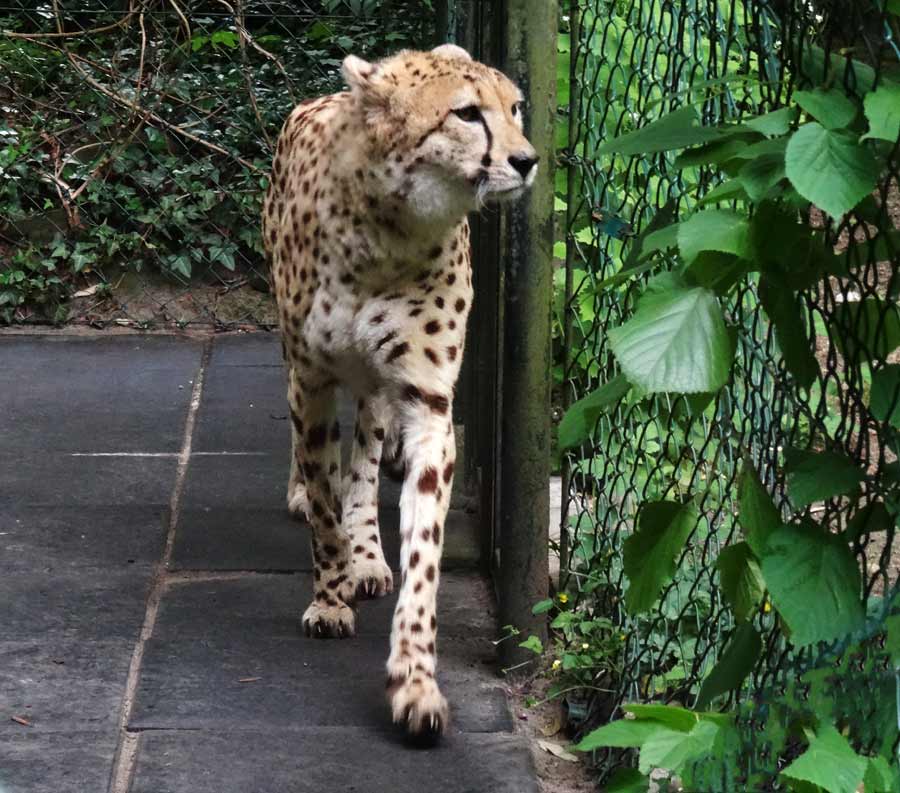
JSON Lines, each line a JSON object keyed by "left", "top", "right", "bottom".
{"left": 496, "top": 0, "right": 556, "bottom": 667}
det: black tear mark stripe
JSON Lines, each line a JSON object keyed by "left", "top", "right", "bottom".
{"left": 478, "top": 115, "right": 493, "bottom": 167}
{"left": 413, "top": 109, "right": 494, "bottom": 163}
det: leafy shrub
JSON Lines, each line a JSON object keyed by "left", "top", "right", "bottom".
{"left": 0, "top": 1, "right": 434, "bottom": 322}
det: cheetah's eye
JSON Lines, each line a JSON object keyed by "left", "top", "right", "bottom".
{"left": 453, "top": 105, "right": 482, "bottom": 123}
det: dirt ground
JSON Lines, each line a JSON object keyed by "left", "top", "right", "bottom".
{"left": 505, "top": 670, "right": 598, "bottom": 793}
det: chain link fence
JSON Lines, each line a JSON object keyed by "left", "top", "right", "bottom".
{"left": 559, "top": 0, "right": 900, "bottom": 786}
{"left": 0, "top": 0, "right": 435, "bottom": 327}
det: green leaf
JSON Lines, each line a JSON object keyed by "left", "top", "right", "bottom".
{"left": 737, "top": 153, "right": 786, "bottom": 201}
{"left": 557, "top": 375, "right": 630, "bottom": 450}
{"left": 697, "top": 179, "right": 749, "bottom": 206}
{"left": 884, "top": 613, "right": 900, "bottom": 669}
{"left": 210, "top": 29, "right": 238, "bottom": 49}
{"left": 622, "top": 704, "right": 697, "bottom": 732}
{"left": 531, "top": 598, "right": 555, "bottom": 615}
{"left": 571, "top": 719, "right": 661, "bottom": 751}
{"left": 785, "top": 449, "right": 865, "bottom": 507}
{"left": 518, "top": 635, "right": 543, "bottom": 654}
{"left": 871, "top": 365, "right": 900, "bottom": 427}
{"left": 845, "top": 501, "right": 893, "bottom": 543}
{"left": 758, "top": 275, "right": 819, "bottom": 389}
{"left": 677, "top": 210, "right": 752, "bottom": 264}
{"left": 673, "top": 138, "right": 748, "bottom": 169}
{"left": 695, "top": 622, "right": 762, "bottom": 708}
{"left": 744, "top": 106, "right": 798, "bottom": 136}
{"left": 794, "top": 88, "right": 859, "bottom": 130}
{"left": 608, "top": 287, "right": 732, "bottom": 395}
{"left": 831, "top": 298, "right": 900, "bottom": 363}
{"left": 717, "top": 542, "right": 765, "bottom": 622}
{"left": 739, "top": 465, "right": 781, "bottom": 556}
{"left": 682, "top": 252, "right": 749, "bottom": 295}
{"left": 862, "top": 82, "right": 900, "bottom": 142}
{"left": 729, "top": 136, "right": 788, "bottom": 161}
{"left": 623, "top": 500, "right": 698, "bottom": 614}
{"left": 621, "top": 199, "right": 679, "bottom": 271}
{"left": 781, "top": 725, "right": 868, "bottom": 793}
{"left": 761, "top": 524, "right": 864, "bottom": 646}
{"left": 638, "top": 721, "right": 720, "bottom": 776}
{"left": 785, "top": 123, "right": 881, "bottom": 219}
{"left": 864, "top": 755, "right": 899, "bottom": 793}
{"left": 598, "top": 106, "right": 728, "bottom": 156}
{"left": 605, "top": 768, "right": 648, "bottom": 793}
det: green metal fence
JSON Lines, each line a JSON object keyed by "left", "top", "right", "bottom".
{"left": 559, "top": 0, "right": 900, "bottom": 786}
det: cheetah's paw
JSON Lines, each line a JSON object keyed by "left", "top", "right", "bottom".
{"left": 387, "top": 673, "right": 448, "bottom": 743}
{"left": 301, "top": 600, "right": 355, "bottom": 639}
{"left": 287, "top": 484, "right": 309, "bottom": 519}
{"left": 352, "top": 554, "right": 394, "bottom": 600}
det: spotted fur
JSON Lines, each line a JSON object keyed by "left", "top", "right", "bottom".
{"left": 261, "top": 43, "right": 537, "bottom": 740}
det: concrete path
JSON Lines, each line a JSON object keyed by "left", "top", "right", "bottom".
{"left": 0, "top": 333, "right": 537, "bottom": 793}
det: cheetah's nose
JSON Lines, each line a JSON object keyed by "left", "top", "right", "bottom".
{"left": 508, "top": 154, "right": 539, "bottom": 178}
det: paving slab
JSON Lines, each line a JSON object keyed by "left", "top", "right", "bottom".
{"left": 0, "top": 730, "right": 117, "bottom": 793}
{"left": 0, "top": 335, "right": 201, "bottom": 453}
{"left": 0, "top": 568, "right": 152, "bottom": 642}
{"left": 0, "top": 454, "right": 177, "bottom": 508}
{"left": 130, "top": 574, "right": 508, "bottom": 735}
{"left": 130, "top": 635, "right": 510, "bottom": 734}
{"left": 152, "top": 573, "right": 496, "bottom": 641}
{"left": 0, "top": 505, "right": 167, "bottom": 572}
{"left": 172, "top": 456, "right": 477, "bottom": 571}
{"left": 191, "top": 361, "right": 289, "bottom": 453}
{"left": 209, "top": 332, "right": 283, "bottom": 367}
{"left": 131, "top": 729, "right": 539, "bottom": 793}
{"left": 130, "top": 593, "right": 509, "bottom": 735}
{"left": 171, "top": 504, "right": 477, "bottom": 571}
{"left": 0, "top": 639, "right": 135, "bottom": 732}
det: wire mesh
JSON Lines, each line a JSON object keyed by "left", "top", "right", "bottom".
{"left": 560, "top": 0, "right": 900, "bottom": 785}
{"left": 0, "top": 0, "right": 435, "bottom": 327}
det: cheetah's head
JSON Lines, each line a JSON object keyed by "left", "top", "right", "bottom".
{"left": 342, "top": 45, "right": 538, "bottom": 223}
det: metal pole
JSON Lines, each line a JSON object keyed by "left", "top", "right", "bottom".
{"left": 434, "top": 0, "right": 450, "bottom": 44}
{"left": 497, "top": 0, "right": 556, "bottom": 668}
{"left": 559, "top": 0, "right": 580, "bottom": 586}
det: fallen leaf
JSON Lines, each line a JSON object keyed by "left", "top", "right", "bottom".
{"left": 537, "top": 739, "right": 579, "bottom": 762}
{"left": 238, "top": 677, "right": 261, "bottom": 683}
{"left": 72, "top": 284, "right": 100, "bottom": 298}
{"left": 11, "top": 716, "right": 31, "bottom": 727}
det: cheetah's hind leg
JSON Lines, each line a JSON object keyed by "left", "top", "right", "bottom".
{"left": 343, "top": 392, "right": 394, "bottom": 601}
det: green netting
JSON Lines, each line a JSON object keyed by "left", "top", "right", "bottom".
{"left": 559, "top": 0, "right": 900, "bottom": 785}
{"left": 0, "top": 1, "right": 434, "bottom": 327}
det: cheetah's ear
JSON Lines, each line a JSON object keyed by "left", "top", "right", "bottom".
{"left": 342, "top": 54, "right": 380, "bottom": 93}
{"left": 431, "top": 43, "right": 471, "bottom": 61}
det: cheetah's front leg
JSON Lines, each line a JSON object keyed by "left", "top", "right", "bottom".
{"left": 385, "top": 395, "right": 455, "bottom": 739}
{"left": 287, "top": 369, "right": 356, "bottom": 638}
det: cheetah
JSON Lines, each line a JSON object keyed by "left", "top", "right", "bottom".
{"left": 261, "top": 43, "right": 537, "bottom": 740}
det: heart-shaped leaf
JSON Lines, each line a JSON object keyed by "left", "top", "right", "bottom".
{"left": 608, "top": 286, "right": 732, "bottom": 394}
{"left": 623, "top": 500, "right": 698, "bottom": 614}
{"left": 785, "top": 123, "right": 880, "bottom": 218}
{"left": 761, "top": 523, "right": 864, "bottom": 646}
